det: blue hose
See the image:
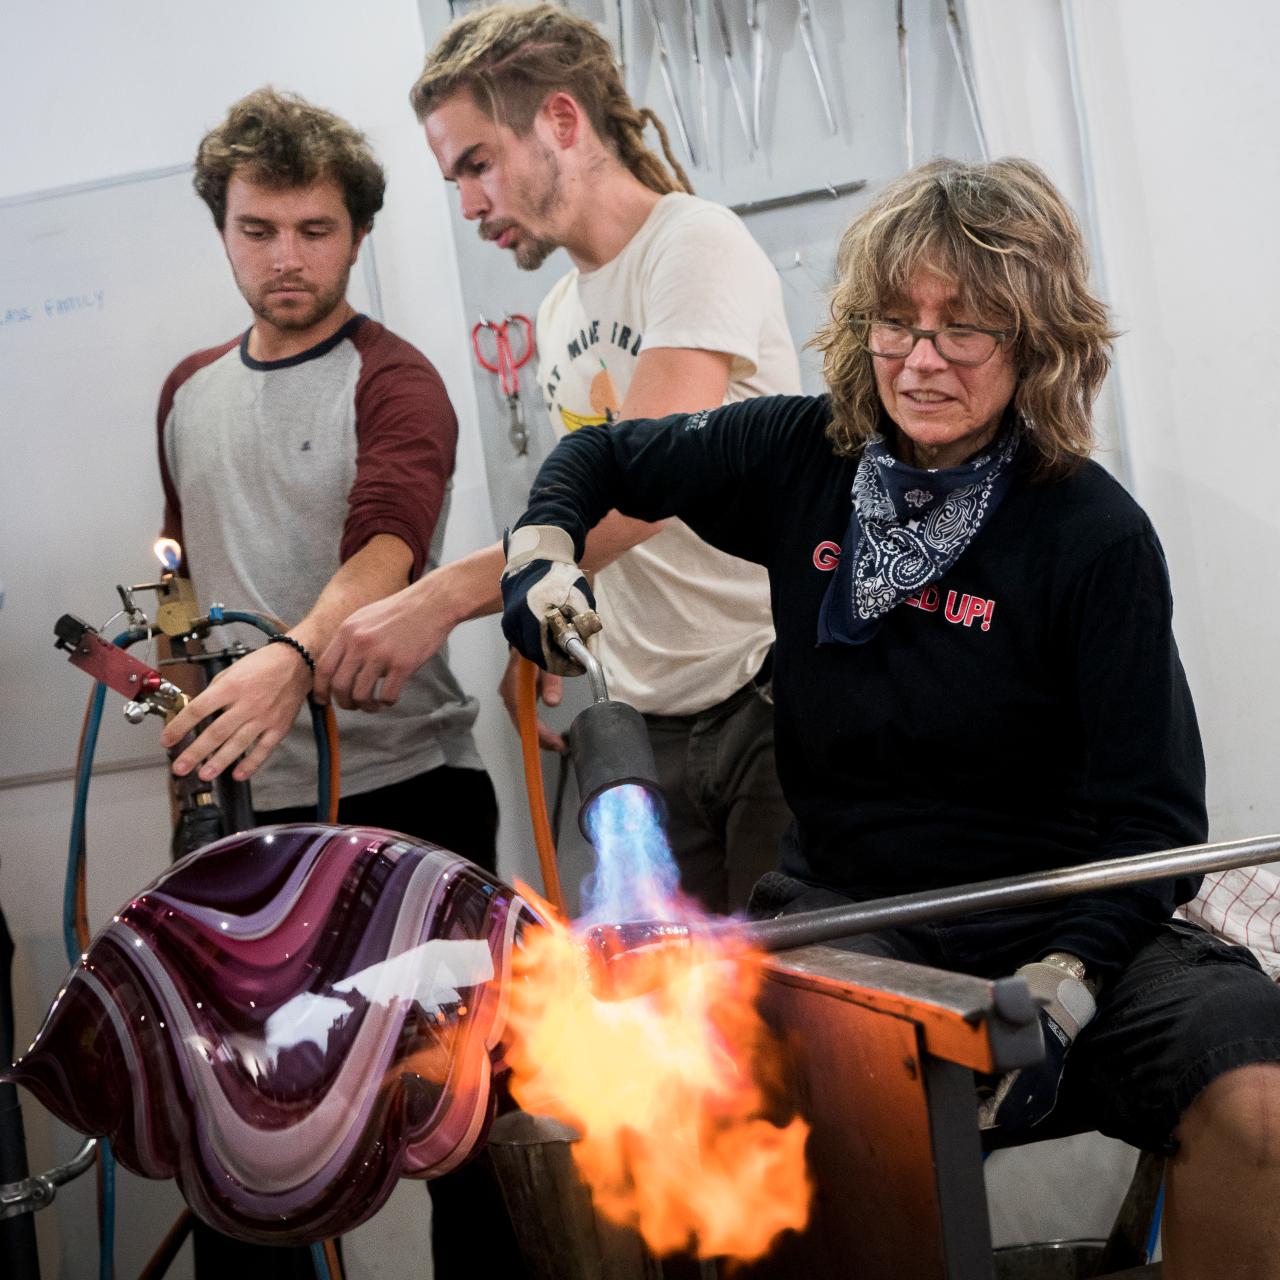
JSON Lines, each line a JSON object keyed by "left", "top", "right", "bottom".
{"left": 1145, "top": 1177, "right": 1165, "bottom": 1261}
{"left": 64, "top": 629, "right": 139, "bottom": 1280}
{"left": 311, "top": 701, "right": 331, "bottom": 820}
{"left": 309, "top": 1241, "right": 331, "bottom": 1279}
{"left": 63, "top": 679, "right": 106, "bottom": 967}
{"left": 213, "top": 608, "right": 277, "bottom": 634}
{"left": 98, "top": 1137, "right": 116, "bottom": 1280}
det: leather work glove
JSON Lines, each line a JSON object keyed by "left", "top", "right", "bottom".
{"left": 501, "top": 524, "right": 599, "bottom": 676}
{"left": 978, "top": 953, "right": 1098, "bottom": 1132}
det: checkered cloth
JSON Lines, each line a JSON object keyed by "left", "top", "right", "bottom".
{"left": 1180, "top": 863, "right": 1280, "bottom": 980}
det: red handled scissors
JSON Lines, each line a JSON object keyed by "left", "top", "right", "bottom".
{"left": 472, "top": 314, "right": 535, "bottom": 456}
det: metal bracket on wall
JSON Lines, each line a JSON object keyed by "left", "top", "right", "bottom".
{"left": 730, "top": 178, "right": 866, "bottom": 218}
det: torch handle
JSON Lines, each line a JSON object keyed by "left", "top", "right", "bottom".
{"left": 733, "top": 832, "right": 1280, "bottom": 954}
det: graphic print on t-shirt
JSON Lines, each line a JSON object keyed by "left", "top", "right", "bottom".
{"left": 543, "top": 320, "right": 632, "bottom": 433}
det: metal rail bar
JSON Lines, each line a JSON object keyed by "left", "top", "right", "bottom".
{"left": 586, "top": 833, "right": 1280, "bottom": 1003}
{"left": 730, "top": 178, "right": 866, "bottom": 218}
{"left": 739, "top": 832, "right": 1280, "bottom": 952}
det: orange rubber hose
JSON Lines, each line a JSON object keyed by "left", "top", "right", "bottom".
{"left": 137, "top": 1210, "right": 194, "bottom": 1280}
{"left": 322, "top": 704, "right": 341, "bottom": 824}
{"left": 323, "top": 1237, "right": 345, "bottom": 1280}
{"left": 515, "top": 656, "right": 565, "bottom": 913}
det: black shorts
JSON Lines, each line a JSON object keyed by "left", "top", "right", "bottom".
{"left": 750, "top": 873, "right": 1280, "bottom": 1152}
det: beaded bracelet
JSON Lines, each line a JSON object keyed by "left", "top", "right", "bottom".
{"left": 266, "top": 633, "right": 317, "bottom": 680}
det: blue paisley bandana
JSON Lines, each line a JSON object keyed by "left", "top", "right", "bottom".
{"left": 817, "top": 427, "right": 1019, "bottom": 645}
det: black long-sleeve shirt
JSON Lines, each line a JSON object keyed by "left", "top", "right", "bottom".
{"left": 519, "top": 395, "right": 1207, "bottom": 976}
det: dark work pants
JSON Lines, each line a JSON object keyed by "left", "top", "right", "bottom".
{"left": 193, "top": 765, "right": 528, "bottom": 1280}
{"left": 643, "top": 682, "right": 792, "bottom": 913}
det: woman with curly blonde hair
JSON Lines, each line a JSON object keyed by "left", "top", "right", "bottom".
{"left": 502, "top": 156, "right": 1280, "bottom": 1273}
{"left": 815, "top": 156, "right": 1112, "bottom": 478}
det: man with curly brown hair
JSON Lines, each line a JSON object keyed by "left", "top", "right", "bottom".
{"left": 153, "top": 88, "right": 520, "bottom": 1279}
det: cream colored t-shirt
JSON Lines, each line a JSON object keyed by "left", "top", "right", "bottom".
{"left": 535, "top": 193, "right": 801, "bottom": 715}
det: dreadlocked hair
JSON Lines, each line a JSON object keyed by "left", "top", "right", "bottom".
{"left": 410, "top": 3, "right": 693, "bottom": 197}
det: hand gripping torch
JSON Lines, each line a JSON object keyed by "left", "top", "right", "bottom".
{"left": 544, "top": 606, "right": 665, "bottom": 839}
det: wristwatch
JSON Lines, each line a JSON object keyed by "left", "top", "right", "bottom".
{"left": 1041, "top": 951, "right": 1100, "bottom": 997}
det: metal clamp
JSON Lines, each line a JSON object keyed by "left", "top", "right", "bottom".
{"left": 0, "top": 1137, "right": 97, "bottom": 1222}
{"left": 545, "top": 608, "right": 608, "bottom": 703}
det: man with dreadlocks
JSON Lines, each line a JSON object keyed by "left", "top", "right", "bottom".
{"left": 319, "top": 4, "right": 802, "bottom": 916}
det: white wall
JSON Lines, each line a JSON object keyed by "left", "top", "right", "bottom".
{"left": 967, "top": 0, "right": 1280, "bottom": 843}
{"left": 1061, "top": 0, "right": 1280, "bottom": 841}
{"left": 963, "top": 0, "right": 1280, "bottom": 1253}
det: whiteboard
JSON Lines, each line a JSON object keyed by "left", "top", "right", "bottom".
{"left": 0, "top": 166, "right": 379, "bottom": 782}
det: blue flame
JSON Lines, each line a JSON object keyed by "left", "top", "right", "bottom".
{"left": 580, "top": 784, "right": 680, "bottom": 924}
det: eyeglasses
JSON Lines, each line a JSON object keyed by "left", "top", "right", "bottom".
{"left": 851, "top": 317, "right": 1009, "bottom": 367}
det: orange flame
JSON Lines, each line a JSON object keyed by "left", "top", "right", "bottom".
{"left": 504, "top": 884, "right": 811, "bottom": 1262}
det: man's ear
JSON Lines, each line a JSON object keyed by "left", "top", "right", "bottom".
{"left": 351, "top": 226, "right": 369, "bottom": 265}
{"left": 540, "top": 90, "right": 583, "bottom": 149}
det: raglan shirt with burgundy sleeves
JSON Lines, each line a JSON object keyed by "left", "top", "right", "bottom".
{"left": 515, "top": 394, "right": 1209, "bottom": 979}
{"left": 158, "top": 314, "right": 481, "bottom": 810}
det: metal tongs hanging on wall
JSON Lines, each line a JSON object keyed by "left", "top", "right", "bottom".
{"left": 745, "top": 0, "right": 837, "bottom": 153}
{"left": 796, "top": 0, "right": 837, "bottom": 134}
{"left": 642, "top": 0, "right": 698, "bottom": 167}
{"left": 746, "top": 0, "right": 765, "bottom": 151}
{"left": 685, "top": 0, "right": 711, "bottom": 165}
{"left": 708, "top": 0, "right": 754, "bottom": 158}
